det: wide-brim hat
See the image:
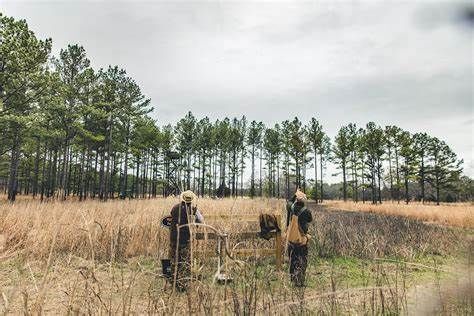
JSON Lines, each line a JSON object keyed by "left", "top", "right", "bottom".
{"left": 180, "top": 190, "right": 197, "bottom": 204}
{"left": 295, "top": 189, "right": 307, "bottom": 201}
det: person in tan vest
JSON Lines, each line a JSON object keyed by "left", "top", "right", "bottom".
{"left": 286, "top": 189, "right": 313, "bottom": 287}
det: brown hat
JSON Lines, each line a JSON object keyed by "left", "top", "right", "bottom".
{"left": 295, "top": 189, "right": 307, "bottom": 201}
{"left": 180, "top": 190, "right": 197, "bottom": 204}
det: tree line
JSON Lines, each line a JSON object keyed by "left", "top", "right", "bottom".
{"left": 0, "top": 13, "right": 470, "bottom": 203}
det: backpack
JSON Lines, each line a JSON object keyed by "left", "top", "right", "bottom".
{"left": 259, "top": 213, "right": 281, "bottom": 240}
{"left": 286, "top": 205, "right": 308, "bottom": 246}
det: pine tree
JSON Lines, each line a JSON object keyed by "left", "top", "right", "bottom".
{"left": 247, "top": 120, "right": 264, "bottom": 198}
{"left": 53, "top": 44, "right": 91, "bottom": 199}
{"left": 385, "top": 126, "right": 403, "bottom": 202}
{"left": 263, "top": 125, "right": 281, "bottom": 197}
{"left": 347, "top": 123, "right": 360, "bottom": 202}
{"left": 286, "top": 117, "right": 307, "bottom": 191}
{"left": 413, "top": 132, "right": 431, "bottom": 203}
{"left": 398, "top": 131, "right": 417, "bottom": 204}
{"left": 361, "top": 122, "right": 385, "bottom": 204}
{"left": 319, "top": 135, "right": 331, "bottom": 202}
{"left": 175, "top": 111, "right": 196, "bottom": 190}
{"left": 332, "top": 125, "right": 351, "bottom": 201}
{"left": 426, "top": 138, "right": 463, "bottom": 205}
{"left": 306, "top": 118, "right": 324, "bottom": 202}
{"left": 0, "top": 14, "right": 52, "bottom": 201}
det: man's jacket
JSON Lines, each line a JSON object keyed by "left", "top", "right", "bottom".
{"left": 170, "top": 202, "right": 203, "bottom": 246}
{"left": 286, "top": 198, "right": 312, "bottom": 235}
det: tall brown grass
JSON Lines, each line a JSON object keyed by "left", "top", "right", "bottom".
{"left": 0, "top": 197, "right": 471, "bottom": 314}
{"left": 0, "top": 197, "right": 281, "bottom": 260}
{"left": 323, "top": 200, "right": 474, "bottom": 229}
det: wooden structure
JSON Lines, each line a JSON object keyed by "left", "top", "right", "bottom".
{"left": 194, "top": 214, "right": 283, "bottom": 271}
{"left": 164, "top": 151, "right": 181, "bottom": 197}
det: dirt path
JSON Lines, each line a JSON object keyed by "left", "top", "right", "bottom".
{"left": 405, "top": 261, "right": 473, "bottom": 315}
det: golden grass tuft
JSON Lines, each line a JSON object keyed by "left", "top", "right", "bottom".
{"left": 323, "top": 200, "right": 474, "bottom": 229}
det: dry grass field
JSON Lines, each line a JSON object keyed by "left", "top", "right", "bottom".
{"left": 0, "top": 197, "right": 472, "bottom": 314}
{"left": 324, "top": 200, "right": 474, "bottom": 229}
{"left": 0, "top": 197, "right": 281, "bottom": 260}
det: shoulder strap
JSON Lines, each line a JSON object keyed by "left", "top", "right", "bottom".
{"left": 295, "top": 206, "right": 308, "bottom": 217}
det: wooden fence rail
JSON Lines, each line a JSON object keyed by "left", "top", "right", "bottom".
{"left": 193, "top": 214, "right": 283, "bottom": 270}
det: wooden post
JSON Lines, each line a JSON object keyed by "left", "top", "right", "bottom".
{"left": 275, "top": 214, "right": 282, "bottom": 271}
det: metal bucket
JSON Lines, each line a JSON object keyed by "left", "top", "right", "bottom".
{"left": 161, "top": 259, "right": 172, "bottom": 278}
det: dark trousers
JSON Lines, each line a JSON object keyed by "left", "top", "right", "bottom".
{"left": 170, "top": 243, "right": 190, "bottom": 291}
{"left": 288, "top": 243, "right": 308, "bottom": 287}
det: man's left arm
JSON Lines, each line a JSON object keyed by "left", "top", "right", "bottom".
{"left": 299, "top": 209, "right": 313, "bottom": 234}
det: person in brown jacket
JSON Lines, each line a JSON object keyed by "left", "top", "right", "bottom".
{"left": 169, "top": 190, "right": 204, "bottom": 292}
{"left": 286, "top": 189, "right": 312, "bottom": 287}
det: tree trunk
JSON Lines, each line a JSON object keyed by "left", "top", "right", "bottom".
{"left": 320, "top": 152, "right": 324, "bottom": 203}
{"left": 32, "top": 137, "right": 41, "bottom": 198}
{"left": 342, "top": 160, "right": 347, "bottom": 201}
{"left": 186, "top": 153, "right": 191, "bottom": 190}
{"left": 212, "top": 153, "right": 217, "bottom": 195}
{"left": 371, "top": 167, "right": 376, "bottom": 204}
{"left": 59, "top": 141, "right": 69, "bottom": 200}
{"left": 99, "top": 151, "right": 106, "bottom": 200}
{"left": 377, "top": 159, "right": 382, "bottom": 204}
{"left": 79, "top": 146, "right": 86, "bottom": 201}
{"left": 51, "top": 150, "right": 58, "bottom": 198}
{"left": 135, "top": 157, "right": 140, "bottom": 198}
{"left": 314, "top": 149, "right": 318, "bottom": 203}
{"left": 285, "top": 155, "right": 290, "bottom": 199}
{"left": 120, "top": 121, "right": 130, "bottom": 199}
{"left": 110, "top": 153, "right": 118, "bottom": 199}
{"left": 7, "top": 130, "right": 21, "bottom": 202}
{"left": 420, "top": 157, "right": 425, "bottom": 204}
{"left": 361, "top": 162, "right": 365, "bottom": 203}
{"left": 69, "top": 151, "right": 77, "bottom": 196}
{"left": 46, "top": 149, "right": 54, "bottom": 198}
{"left": 404, "top": 159, "right": 409, "bottom": 205}
{"left": 67, "top": 148, "right": 74, "bottom": 197}
{"left": 201, "top": 152, "right": 206, "bottom": 197}
{"left": 435, "top": 164, "right": 440, "bottom": 206}
{"left": 395, "top": 149, "right": 400, "bottom": 204}
{"left": 259, "top": 147, "right": 263, "bottom": 197}
{"left": 405, "top": 172, "right": 409, "bottom": 205}
{"left": 436, "top": 175, "right": 440, "bottom": 206}
{"left": 40, "top": 142, "right": 48, "bottom": 202}
{"left": 353, "top": 163, "right": 358, "bottom": 203}
{"left": 251, "top": 146, "right": 255, "bottom": 198}
{"left": 387, "top": 147, "right": 393, "bottom": 200}
{"left": 277, "top": 156, "right": 280, "bottom": 198}
{"left": 232, "top": 150, "right": 236, "bottom": 196}
{"left": 93, "top": 151, "right": 99, "bottom": 199}
{"left": 142, "top": 152, "right": 147, "bottom": 198}
{"left": 104, "top": 116, "right": 113, "bottom": 201}
{"left": 302, "top": 152, "right": 306, "bottom": 193}
{"left": 240, "top": 150, "right": 245, "bottom": 198}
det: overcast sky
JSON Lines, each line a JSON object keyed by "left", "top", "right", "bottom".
{"left": 2, "top": 0, "right": 473, "bottom": 182}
